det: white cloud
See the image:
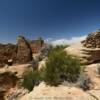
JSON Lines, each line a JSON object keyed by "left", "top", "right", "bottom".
{"left": 45, "top": 35, "right": 87, "bottom": 46}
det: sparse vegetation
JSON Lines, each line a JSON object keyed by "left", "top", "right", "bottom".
{"left": 37, "top": 37, "right": 44, "bottom": 46}
{"left": 48, "top": 45, "right": 68, "bottom": 56}
{"left": 22, "top": 45, "right": 82, "bottom": 88}
{"left": 97, "top": 64, "right": 100, "bottom": 75}
{"left": 22, "top": 70, "right": 41, "bottom": 91}
{"left": 78, "top": 73, "right": 91, "bottom": 91}
{"left": 43, "top": 46, "right": 81, "bottom": 86}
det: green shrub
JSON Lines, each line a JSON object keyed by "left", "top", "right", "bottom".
{"left": 22, "top": 45, "right": 82, "bottom": 88}
{"left": 43, "top": 46, "right": 81, "bottom": 86}
{"left": 64, "top": 55, "right": 81, "bottom": 82}
{"left": 22, "top": 70, "right": 41, "bottom": 91}
{"left": 48, "top": 45, "right": 68, "bottom": 57}
{"left": 43, "top": 63, "right": 60, "bottom": 86}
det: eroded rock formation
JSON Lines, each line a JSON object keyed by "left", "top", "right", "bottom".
{"left": 0, "top": 44, "right": 17, "bottom": 67}
{"left": 0, "top": 36, "right": 44, "bottom": 67}
{"left": 82, "top": 30, "right": 100, "bottom": 48}
{"left": 29, "top": 38, "right": 44, "bottom": 54}
{"left": 0, "top": 72, "right": 18, "bottom": 100}
{"left": 16, "top": 36, "right": 32, "bottom": 64}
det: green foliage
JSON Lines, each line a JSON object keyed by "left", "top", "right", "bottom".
{"left": 54, "top": 45, "right": 69, "bottom": 50}
{"left": 22, "top": 45, "right": 81, "bottom": 87}
{"left": 43, "top": 46, "right": 81, "bottom": 86}
{"left": 22, "top": 70, "right": 41, "bottom": 91}
{"left": 48, "top": 45, "right": 68, "bottom": 57}
{"left": 37, "top": 37, "right": 44, "bottom": 46}
{"left": 64, "top": 55, "right": 81, "bottom": 82}
{"left": 43, "top": 63, "right": 60, "bottom": 86}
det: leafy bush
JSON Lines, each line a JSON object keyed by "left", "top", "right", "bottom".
{"left": 43, "top": 46, "right": 81, "bottom": 86}
{"left": 43, "top": 63, "right": 60, "bottom": 86}
{"left": 22, "top": 70, "right": 41, "bottom": 91}
{"left": 48, "top": 45, "right": 68, "bottom": 56}
{"left": 64, "top": 55, "right": 81, "bottom": 82}
{"left": 22, "top": 45, "right": 81, "bottom": 88}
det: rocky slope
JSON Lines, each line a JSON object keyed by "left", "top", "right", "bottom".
{"left": 20, "top": 31, "right": 100, "bottom": 100}
{"left": 0, "top": 36, "right": 44, "bottom": 67}
{"left": 0, "top": 64, "right": 32, "bottom": 100}
{"left": 0, "top": 36, "right": 45, "bottom": 99}
{"left": 20, "top": 62, "right": 100, "bottom": 100}
{"left": 20, "top": 82, "right": 100, "bottom": 100}
{"left": 65, "top": 42, "right": 100, "bottom": 64}
{"left": 1, "top": 32, "right": 100, "bottom": 100}
{"left": 82, "top": 30, "right": 100, "bottom": 48}
{"left": 0, "top": 43, "right": 17, "bottom": 67}
{"left": 0, "top": 72, "right": 18, "bottom": 100}
{"left": 65, "top": 31, "right": 100, "bottom": 64}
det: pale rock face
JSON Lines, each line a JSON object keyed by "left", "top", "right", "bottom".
{"left": 65, "top": 42, "right": 100, "bottom": 64}
{"left": 65, "top": 32, "right": 100, "bottom": 64}
{"left": 38, "top": 60, "right": 46, "bottom": 71}
{"left": 20, "top": 63, "right": 100, "bottom": 100}
{"left": 0, "top": 64, "right": 32, "bottom": 78}
{"left": 84, "top": 63, "right": 100, "bottom": 90}
{"left": 20, "top": 82, "right": 97, "bottom": 100}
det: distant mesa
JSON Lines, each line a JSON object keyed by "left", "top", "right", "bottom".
{"left": 0, "top": 35, "right": 44, "bottom": 67}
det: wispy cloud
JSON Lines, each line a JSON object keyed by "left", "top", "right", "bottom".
{"left": 45, "top": 35, "right": 87, "bottom": 46}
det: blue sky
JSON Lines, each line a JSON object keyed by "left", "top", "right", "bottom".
{"left": 0, "top": 0, "right": 100, "bottom": 43}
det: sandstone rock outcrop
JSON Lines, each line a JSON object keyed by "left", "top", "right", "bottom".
{"left": 0, "top": 44, "right": 17, "bottom": 67}
{"left": 5, "top": 88, "right": 28, "bottom": 100}
{"left": 20, "top": 82, "right": 97, "bottom": 100}
{"left": 65, "top": 30, "right": 100, "bottom": 64}
{"left": 65, "top": 42, "right": 100, "bottom": 64}
{"left": 0, "top": 72, "right": 18, "bottom": 100}
{"left": 16, "top": 36, "right": 32, "bottom": 64}
{"left": 29, "top": 39, "right": 44, "bottom": 54}
{"left": 0, "top": 35, "right": 44, "bottom": 67}
{"left": 82, "top": 30, "right": 100, "bottom": 48}
{"left": 0, "top": 64, "right": 33, "bottom": 99}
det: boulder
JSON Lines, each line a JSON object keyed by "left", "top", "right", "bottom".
{"left": 16, "top": 36, "right": 32, "bottom": 64}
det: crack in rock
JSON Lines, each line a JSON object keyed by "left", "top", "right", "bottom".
{"left": 87, "top": 92, "right": 99, "bottom": 100}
